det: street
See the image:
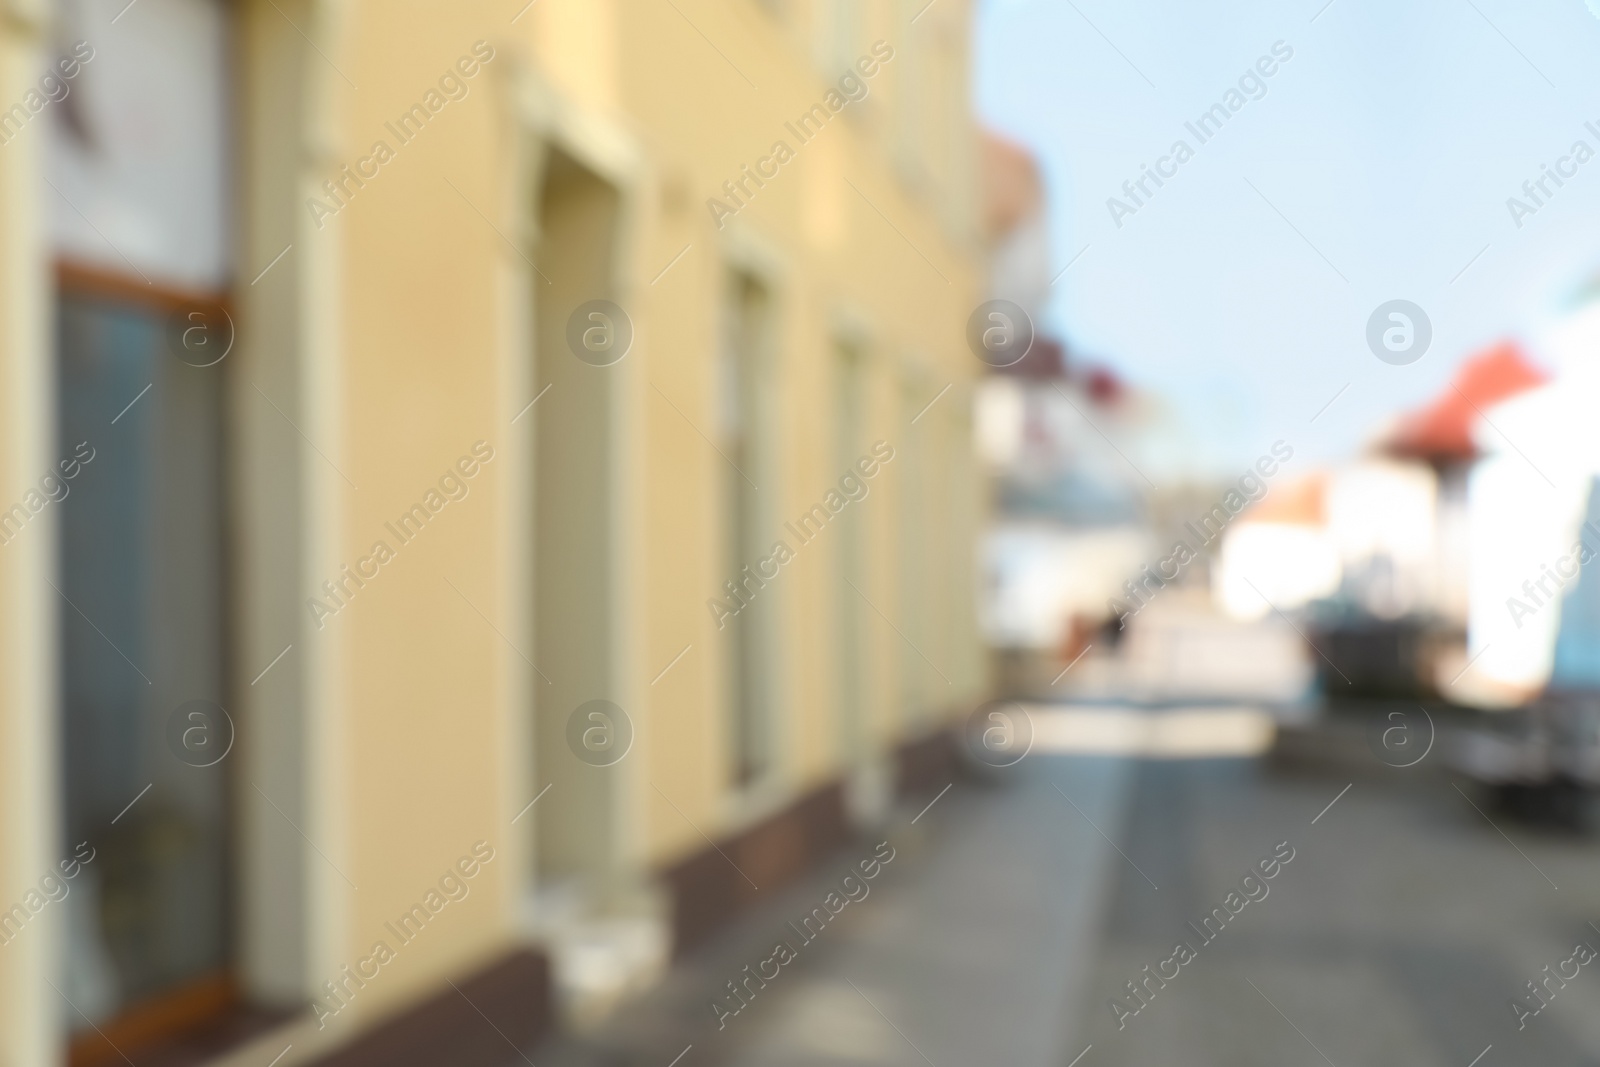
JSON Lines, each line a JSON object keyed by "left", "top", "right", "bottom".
{"left": 1079, "top": 747, "right": 1600, "bottom": 1066}
{"left": 537, "top": 719, "right": 1600, "bottom": 1067}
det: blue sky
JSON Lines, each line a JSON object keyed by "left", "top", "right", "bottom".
{"left": 975, "top": 0, "right": 1600, "bottom": 480}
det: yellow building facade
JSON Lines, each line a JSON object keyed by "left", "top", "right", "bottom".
{"left": 0, "top": 1, "right": 985, "bottom": 1063}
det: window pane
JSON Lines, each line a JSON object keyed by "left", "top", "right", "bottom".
{"left": 57, "top": 292, "right": 229, "bottom": 1027}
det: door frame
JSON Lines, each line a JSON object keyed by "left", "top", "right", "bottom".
{"left": 500, "top": 62, "right": 649, "bottom": 918}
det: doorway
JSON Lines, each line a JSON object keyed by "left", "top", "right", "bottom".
{"left": 530, "top": 147, "right": 626, "bottom": 897}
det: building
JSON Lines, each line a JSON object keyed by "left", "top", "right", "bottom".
{"left": 972, "top": 132, "right": 1169, "bottom": 688}
{"left": 1214, "top": 341, "right": 1561, "bottom": 701}
{"left": 0, "top": 1, "right": 988, "bottom": 1063}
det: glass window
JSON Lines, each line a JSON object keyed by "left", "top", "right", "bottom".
{"left": 833, "top": 341, "right": 866, "bottom": 759}
{"left": 56, "top": 290, "right": 231, "bottom": 1046}
{"left": 722, "top": 272, "right": 776, "bottom": 785}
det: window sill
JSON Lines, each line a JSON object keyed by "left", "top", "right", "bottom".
{"left": 68, "top": 974, "right": 299, "bottom": 1067}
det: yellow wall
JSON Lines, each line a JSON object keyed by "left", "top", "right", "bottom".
{"left": 0, "top": 0, "right": 986, "bottom": 1059}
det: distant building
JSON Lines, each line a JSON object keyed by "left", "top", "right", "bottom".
{"left": 973, "top": 133, "right": 1158, "bottom": 659}
{"left": 980, "top": 130, "right": 1051, "bottom": 324}
{"left": 1216, "top": 340, "right": 1566, "bottom": 703}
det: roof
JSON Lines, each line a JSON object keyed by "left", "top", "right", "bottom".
{"left": 1242, "top": 471, "right": 1326, "bottom": 526}
{"left": 1384, "top": 342, "right": 1549, "bottom": 461}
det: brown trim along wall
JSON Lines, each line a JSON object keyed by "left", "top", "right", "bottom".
{"left": 659, "top": 782, "right": 850, "bottom": 956}
{"left": 308, "top": 950, "right": 551, "bottom": 1067}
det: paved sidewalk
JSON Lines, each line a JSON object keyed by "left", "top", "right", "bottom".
{"left": 531, "top": 755, "right": 1132, "bottom": 1067}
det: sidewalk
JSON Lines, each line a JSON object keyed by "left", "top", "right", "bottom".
{"left": 530, "top": 755, "right": 1133, "bottom": 1067}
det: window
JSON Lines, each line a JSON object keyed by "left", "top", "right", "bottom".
{"left": 833, "top": 340, "right": 867, "bottom": 758}
{"left": 721, "top": 271, "right": 776, "bottom": 785}
{"left": 57, "top": 285, "right": 233, "bottom": 1058}
{"left": 814, "top": 0, "right": 864, "bottom": 78}
{"left": 898, "top": 366, "right": 931, "bottom": 727}
{"left": 48, "top": 0, "right": 240, "bottom": 1057}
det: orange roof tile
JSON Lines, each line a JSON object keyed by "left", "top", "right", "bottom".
{"left": 1243, "top": 471, "right": 1326, "bottom": 526}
